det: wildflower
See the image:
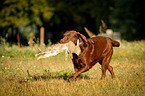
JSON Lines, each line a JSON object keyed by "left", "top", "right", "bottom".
{"left": 2, "top": 56, "right": 4, "bottom": 58}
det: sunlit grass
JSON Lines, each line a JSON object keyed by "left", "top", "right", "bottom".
{"left": 0, "top": 41, "right": 144, "bottom": 96}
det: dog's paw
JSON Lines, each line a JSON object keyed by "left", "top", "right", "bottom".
{"left": 67, "top": 74, "right": 78, "bottom": 80}
{"left": 67, "top": 75, "right": 75, "bottom": 80}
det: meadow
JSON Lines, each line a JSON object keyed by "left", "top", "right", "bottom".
{"left": 0, "top": 41, "right": 144, "bottom": 96}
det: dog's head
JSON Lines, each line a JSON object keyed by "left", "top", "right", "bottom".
{"left": 60, "top": 31, "right": 87, "bottom": 45}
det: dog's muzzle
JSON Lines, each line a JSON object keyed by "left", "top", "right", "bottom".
{"left": 60, "top": 39, "right": 65, "bottom": 43}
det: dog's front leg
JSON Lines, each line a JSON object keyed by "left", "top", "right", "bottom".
{"left": 67, "top": 64, "right": 90, "bottom": 80}
{"left": 67, "top": 67, "right": 81, "bottom": 80}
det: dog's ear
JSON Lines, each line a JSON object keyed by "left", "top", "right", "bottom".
{"left": 77, "top": 32, "right": 87, "bottom": 44}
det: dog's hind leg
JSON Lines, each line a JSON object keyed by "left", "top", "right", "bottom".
{"left": 108, "top": 65, "right": 115, "bottom": 78}
{"left": 100, "top": 62, "right": 108, "bottom": 79}
{"left": 99, "top": 49, "right": 115, "bottom": 79}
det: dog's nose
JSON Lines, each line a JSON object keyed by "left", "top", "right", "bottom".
{"left": 60, "top": 39, "right": 64, "bottom": 43}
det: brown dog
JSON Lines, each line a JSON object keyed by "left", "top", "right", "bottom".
{"left": 60, "top": 31, "right": 120, "bottom": 80}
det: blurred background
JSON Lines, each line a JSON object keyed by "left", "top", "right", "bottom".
{"left": 0, "top": 0, "right": 144, "bottom": 46}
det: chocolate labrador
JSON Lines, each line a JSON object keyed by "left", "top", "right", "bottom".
{"left": 60, "top": 31, "right": 120, "bottom": 80}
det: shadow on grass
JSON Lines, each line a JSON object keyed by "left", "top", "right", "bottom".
{"left": 19, "top": 70, "right": 90, "bottom": 83}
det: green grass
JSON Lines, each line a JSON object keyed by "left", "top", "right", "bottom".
{"left": 0, "top": 41, "right": 145, "bottom": 96}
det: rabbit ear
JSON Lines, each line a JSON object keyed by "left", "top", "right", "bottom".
{"left": 77, "top": 32, "right": 87, "bottom": 44}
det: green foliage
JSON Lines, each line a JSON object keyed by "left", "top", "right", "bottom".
{"left": 23, "top": 24, "right": 36, "bottom": 39}
{"left": 0, "top": 0, "right": 144, "bottom": 42}
{"left": 110, "top": 0, "right": 144, "bottom": 40}
{"left": 0, "top": 0, "right": 54, "bottom": 28}
{"left": 49, "top": 0, "right": 114, "bottom": 31}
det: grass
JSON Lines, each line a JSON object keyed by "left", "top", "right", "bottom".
{"left": 0, "top": 41, "right": 145, "bottom": 96}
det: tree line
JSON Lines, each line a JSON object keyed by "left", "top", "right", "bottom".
{"left": 0, "top": 0, "right": 144, "bottom": 44}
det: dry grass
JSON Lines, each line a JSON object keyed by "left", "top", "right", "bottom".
{"left": 0, "top": 41, "right": 145, "bottom": 96}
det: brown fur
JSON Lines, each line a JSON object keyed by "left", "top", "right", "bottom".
{"left": 60, "top": 31, "right": 120, "bottom": 80}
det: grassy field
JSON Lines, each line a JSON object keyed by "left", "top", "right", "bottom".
{"left": 0, "top": 41, "right": 145, "bottom": 96}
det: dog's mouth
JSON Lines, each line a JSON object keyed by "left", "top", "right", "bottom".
{"left": 60, "top": 38, "right": 80, "bottom": 47}
{"left": 60, "top": 39, "right": 70, "bottom": 44}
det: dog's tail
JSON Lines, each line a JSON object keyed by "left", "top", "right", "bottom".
{"left": 111, "top": 40, "right": 120, "bottom": 47}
